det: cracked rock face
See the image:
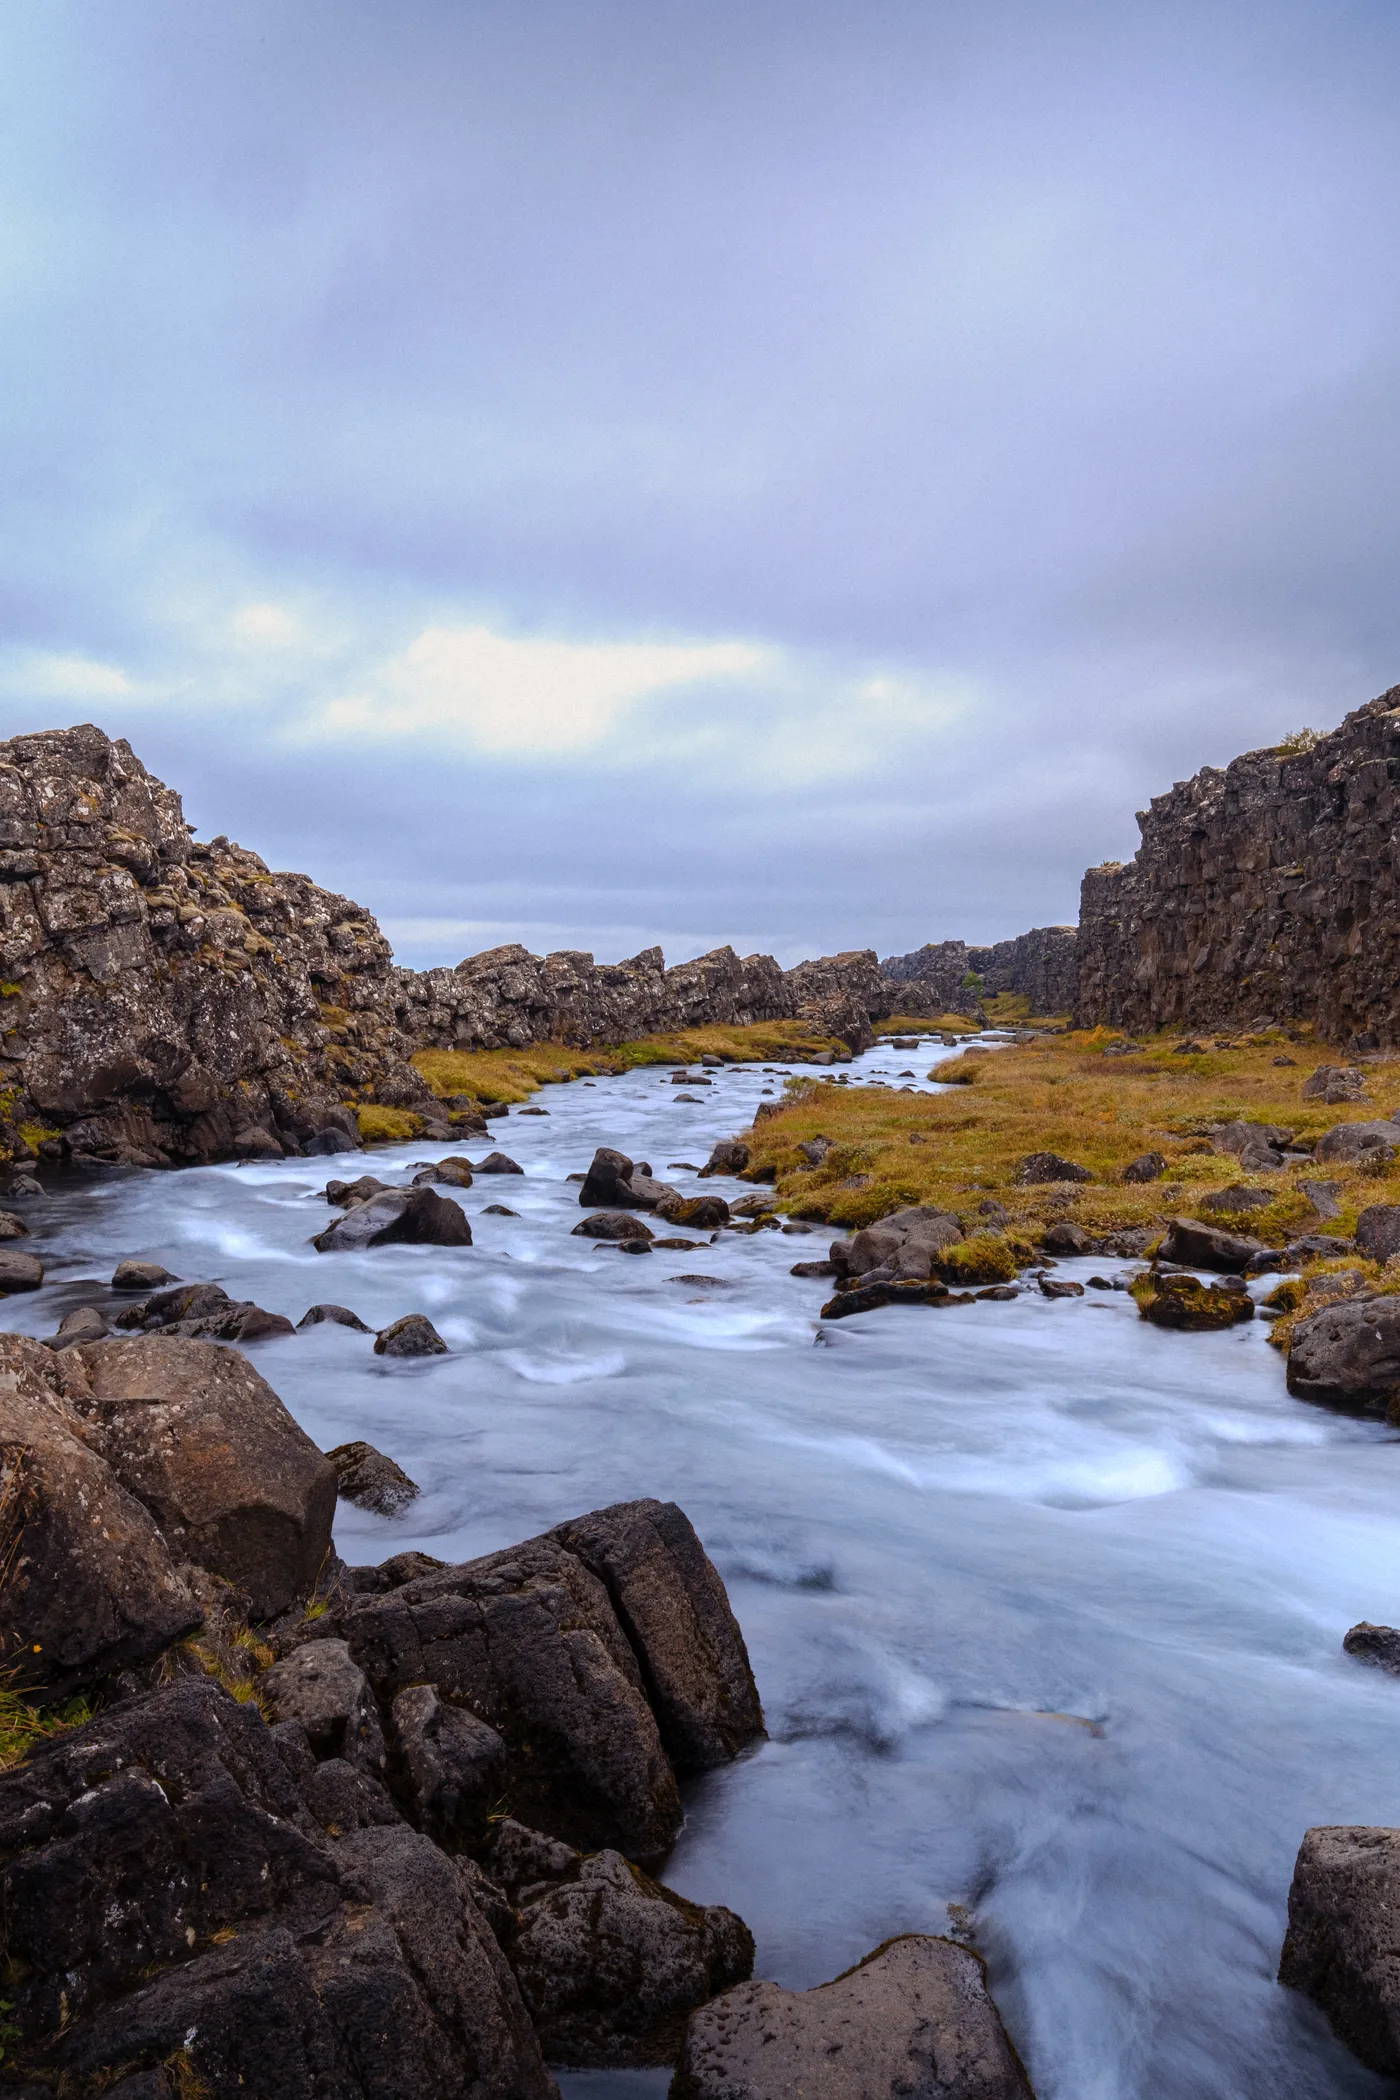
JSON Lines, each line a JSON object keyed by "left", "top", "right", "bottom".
{"left": 1076, "top": 684, "right": 1400, "bottom": 1045}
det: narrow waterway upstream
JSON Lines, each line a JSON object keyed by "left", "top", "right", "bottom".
{"left": 9, "top": 1039, "right": 1399, "bottom": 2100}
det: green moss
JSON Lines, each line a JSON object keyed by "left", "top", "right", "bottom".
{"left": 0, "top": 1675, "right": 94, "bottom": 1773}
{"left": 17, "top": 1121, "right": 57, "bottom": 1152}
{"left": 938, "top": 1233, "right": 1020, "bottom": 1286}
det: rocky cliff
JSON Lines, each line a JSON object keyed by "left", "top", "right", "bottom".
{"left": 880, "top": 927, "right": 1077, "bottom": 1017}
{"left": 1076, "top": 686, "right": 1400, "bottom": 1046}
{"left": 0, "top": 725, "right": 896, "bottom": 1166}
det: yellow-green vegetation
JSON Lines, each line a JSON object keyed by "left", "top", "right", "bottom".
{"left": 735, "top": 1025, "right": 1400, "bottom": 1237}
{"left": 877, "top": 1011, "right": 981, "bottom": 1035}
{"left": 1263, "top": 1256, "right": 1400, "bottom": 1352}
{"left": 410, "top": 1019, "right": 847, "bottom": 1108}
{"left": 938, "top": 1232, "right": 1023, "bottom": 1286}
{"left": 356, "top": 1104, "right": 427, "bottom": 1143}
{"left": 0, "top": 1674, "right": 93, "bottom": 1773}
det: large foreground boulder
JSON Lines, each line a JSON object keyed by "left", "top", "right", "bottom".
{"left": 69, "top": 1335, "right": 337, "bottom": 1618}
{"left": 673, "top": 1935, "right": 1034, "bottom": 2100}
{"left": 0, "top": 1676, "right": 554, "bottom": 2100}
{"left": 0, "top": 1334, "right": 200, "bottom": 1694}
{"left": 1279, "top": 1825, "right": 1400, "bottom": 2077}
{"left": 1285, "top": 1298, "right": 1400, "bottom": 1417}
{"left": 551, "top": 1499, "right": 764, "bottom": 1773}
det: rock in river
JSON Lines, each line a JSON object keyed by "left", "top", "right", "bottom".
{"left": 313, "top": 1185, "right": 472, "bottom": 1251}
{"left": 579, "top": 1146, "right": 676, "bottom": 1210}
{"left": 111, "top": 1257, "right": 178, "bottom": 1290}
{"left": 1137, "top": 1273, "right": 1254, "bottom": 1331}
{"left": 673, "top": 1934, "right": 1034, "bottom": 2100}
{"left": 298, "top": 1301, "right": 373, "bottom": 1332}
{"left": 328, "top": 1437, "right": 422, "bottom": 1512}
{"left": 374, "top": 1313, "right": 449, "bottom": 1358}
{"left": 573, "top": 1210, "right": 655, "bottom": 1242}
{"left": 1343, "top": 1621, "right": 1400, "bottom": 1674}
{"left": 0, "top": 1248, "right": 43, "bottom": 1291}
{"left": 1279, "top": 1824, "right": 1400, "bottom": 2078}
{"left": 1286, "top": 1297, "right": 1400, "bottom": 1416}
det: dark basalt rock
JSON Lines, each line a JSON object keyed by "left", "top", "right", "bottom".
{"left": 314, "top": 1186, "right": 472, "bottom": 1251}
{"left": 302, "top": 1124, "right": 357, "bottom": 1154}
{"left": 1342, "top": 1622, "right": 1400, "bottom": 1674}
{"left": 1315, "top": 1120, "right": 1400, "bottom": 1167}
{"left": 1199, "top": 1183, "right": 1274, "bottom": 1215}
{"left": 1279, "top": 1824, "right": 1400, "bottom": 2078}
{"left": 374, "top": 1314, "right": 449, "bottom": 1358}
{"left": 821, "top": 1281, "right": 959, "bottom": 1319}
{"left": 654, "top": 1194, "right": 731, "bottom": 1230}
{"left": 0, "top": 1676, "right": 554, "bottom": 2100}
{"left": 673, "top": 1934, "right": 1034, "bottom": 2100}
{"left": 111, "top": 1257, "right": 177, "bottom": 1290}
{"left": 1354, "top": 1205, "right": 1400, "bottom": 1264}
{"left": 114, "top": 1280, "right": 295, "bottom": 1342}
{"left": 572, "top": 1211, "right": 655, "bottom": 1242}
{"left": 1156, "top": 1218, "right": 1265, "bottom": 1273}
{"left": 1039, "top": 1276, "right": 1085, "bottom": 1299}
{"left": 260, "top": 1638, "right": 387, "bottom": 1771}
{"left": 1138, "top": 1274, "right": 1254, "bottom": 1331}
{"left": 326, "top": 1173, "right": 395, "bottom": 1206}
{"left": 1015, "top": 1151, "right": 1092, "bottom": 1185}
{"left": 413, "top": 1156, "right": 475, "bottom": 1187}
{"left": 1122, "top": 1151, "right": 1167, "bottom": 1183}
{"left": 550, "top": 1498, "right": 763, "bottom": 1774}
{"left": 476, "top": 1151, "right": 524, "bottom": 1175}
{"left": 829, "top": 1206, "right": 962, "bottom": 1283}
{"left": 69, "top": 1335, "right": 337, "bottom": 1619}
{"left": 1286, "top": 1297, "right": 1400, "bottom": 1416}
{"left": 1041, "top": 1222, "right": 1092, "bottom": 1254}
{"left": 699, "top": 1139, "right": 750, "bottom": 1177}
{"left": 389, "top": 1683, "right": 508, "bottom": 1850}
{"left": 48, "top": 1306, "right": 109, "bottom": 1348}
{"left": 298, "top": 1301, "right": 373, "bottom": 1332}
{"left": 336, "top": 1532, "right": 681, "bottom": 1857}
{"left": 328, "top": 1438, "right": 422, "bottom": 1512}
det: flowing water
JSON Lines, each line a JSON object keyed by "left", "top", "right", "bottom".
{"left": 10, "top": 1039, "right": 1400, "bottom": 2100}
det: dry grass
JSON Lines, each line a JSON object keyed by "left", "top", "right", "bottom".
{"left": 737, "top": 1024, "right": 1400, "bottom": 1235}
{"left": 356, "top": 1104, "right": 428, "bottom": 1142}
{"left": 410, "top": 1019, "right": 847, "bottom": 1107}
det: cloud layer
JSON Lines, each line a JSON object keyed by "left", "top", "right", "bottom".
{"left": 2, "top": 1, "right": 1398, "bottom": 966}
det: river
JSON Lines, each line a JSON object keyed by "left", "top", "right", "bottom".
{"left": 8, "top": 1037, "right": 1398, "bottom": 2099}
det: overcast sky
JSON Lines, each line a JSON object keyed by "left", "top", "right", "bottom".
{"left": 2, "top": 1, "right": 1398, "bottom": 969}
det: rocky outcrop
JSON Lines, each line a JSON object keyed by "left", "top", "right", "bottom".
{"left": 1285, "top": 1297, "right": 1400, "bottom": 1416}
{"left": 1075, "top": 686, "right": 1400, "bottom": 1045}
{"left": 673, "top": 1935, "right": 1036, "bottom": 2100}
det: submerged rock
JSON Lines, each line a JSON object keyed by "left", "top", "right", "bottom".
{"left": 674, "top": 1934, "right": 1034, "bottom": 2100}
{"left": 113, "top": 1279, "right": 296, "bottom": 1342}
{"left": 297, "top": 1301, "right": 373, "bottom": 1332}
{"left": 328, "top": 1438, "right": 422, "bottom": 1512}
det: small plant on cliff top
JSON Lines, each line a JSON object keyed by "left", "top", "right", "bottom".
{"left": 1273, "top": 728, "right": 1320, "bottom": 757}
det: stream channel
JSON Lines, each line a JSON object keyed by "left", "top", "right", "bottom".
{"left": 7, "top": 1036, "right": 1400, "bottom": 2099}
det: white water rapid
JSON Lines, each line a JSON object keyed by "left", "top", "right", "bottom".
{"left": 9, "top": 1039, "right": 1399, "bottom": 2099}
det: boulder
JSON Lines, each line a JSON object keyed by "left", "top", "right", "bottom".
{"left": 0, "top": 1334, "right": 199, "bottom": 1694}
{"left": 112, "top": 1258, "right": 178, "bottom": 1291}
{"left": 326, "top": 1174, "right": 394, "bottom": 1206}
{"left": 1342, "top": 1622, "right": 1400, "bottom": 1674}
{"left": 1315, "top": 1120, "right": 1400, "bottom": 1167}
{"left": 374, "top": 1314, "right": 449, "bottom": 1358}
{"left": 790, "top": 1260, "right": 837, "bottom": 1278}
{"left": 49, "top": 1306, "right": 109, "bottom": 1348}
{"left": 389, "top": 1683, "right": 508, "bottom": 1849}
{"left": 1041, "top": 1222, "right": 1092, "bottom": 1255}
{"left": 1138, "top": 1274, "right": 1254, "bottom": 1331}
{"left": 1212, "top": 1120, "right": 1291, "bottom": 1170}
{"left": 337, "top": 1533, "right": 683, "bottom": 1857}
{"left": 0, "top": 1248, "right": 44, "bottom": 1290}
{"left": 0, "top": 1677, "right": 553, "bottom": 2100}
{"left": 484, "top": 1203, "right": 519, "bottom": 1216}
{"left": 413, "top": 1156, "right": 475, "bottom": 1188}
{"left": 1122, "top": 1151, "right": 1167, "bottom": 1183}
{"left": 297, "top": 1301, "right": 373, "bottom": 1332}
{"left": 1302, "top": 1064, "right": 1370, "bottom": 1104}
{"left": 551, "top": 1499, "right": 764, "bottom": 1773}
{"left": 572, "top": 1212, "right": 656, "bottom": 1242}
{"left": 114, "top": 1281, "right": 296, "bottom": 1343}
{"left": 0, "top": 1210, "right": 27, "bottom": 1239}
{"left": 232, "top": 1124, "right": 283, "bottom": 1158}
{"left": 1039, "top": 1276, "right": 1085, "bottom": 1300}
{"left": 509, "top": 1846, "right": 753, "bottom": 2067}
{"left": 699, "top": 1139, "right": 750, "bottom": 1177}
{"left": 655, "top": 1194, "right": 731, "bottom": 1230}
{"left": 313, "top": 1186, "right": 472, "bottom": 1251}
{"left": 1299, "top": 1177, "right": 1343, "bottom": 1221}
{"left": 1279, "top": 1825, "right": 1400, "bottom": 2077}
{"left": 476, "top": 1151, "right": 524, "bottom": 1175}
{"left": 68, "top": 1336, "right": 337, "bottom": 1619}
{"left": 1199, "top": 1184, "right": 1274, "bottom": 1215}
{"left": 1156, "top": 1218, "right": 1265, "bottom": 1273}
{"left": 302, "top": 1125, "right": 357, "bottom": 1154}
{"left": 259, "top": 1638, "right": 386, "bottom": 1771}
{"left": 821, "top": 1282, "right": 957, "bottom": 1319}
{"left": 673, "top": 1934, "right": 1034, "bottom": 2100}
{"left": 830, "top": 1207, "right": 963, "bottom": 1283}
{"left": 327, "top": 1439, "right": 421, "bottom": 1514}
{"left": 1014, "top": 1152, "right": 1092, "bottom": 1184}
{"left": 1286, "top": 1298, "right": 1400, "bottom": 1416}
{"left": 1355, "top": 1206, "right": 1400, "bottom": 1264}
{"left": 578, "top": 1148, "right": 675, "bottom": 1210}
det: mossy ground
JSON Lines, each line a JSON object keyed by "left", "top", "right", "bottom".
{"left": 736, "top": 1024, "right": 1400, "bottom": 1237}
{"left": 0, "top": 1677, "right": 92, "bottom": 1772}
{"left": 409, "top": 1019, "right": 847, "bottom": 1108}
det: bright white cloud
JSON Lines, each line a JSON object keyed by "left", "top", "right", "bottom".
{"left": 314, "top": 624, "right": 771, "bottom": 754}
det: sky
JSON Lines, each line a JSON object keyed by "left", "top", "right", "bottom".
{"left": 2, "top": 1, "right": 1399, "bottom": 970}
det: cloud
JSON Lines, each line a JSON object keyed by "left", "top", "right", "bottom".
{"left": 0, "top": 651, "right": 135, "bottom": 703}
{"left": 310, "top": 624, "right": 770, "bottom": 754}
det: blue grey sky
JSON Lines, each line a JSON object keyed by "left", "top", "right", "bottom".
{"left": 2, "top": 1, "right": 1398, "bottom": 966}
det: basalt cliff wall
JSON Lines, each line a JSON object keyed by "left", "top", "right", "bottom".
{"left": 880, "top": 926, "right": 1078, "bottom": 1017}
{"left": 1075, "top": 685, "right": 1400, "bottom": 1046}
{"left": 0, "top": 725, "right": 890, "bottom": 1166}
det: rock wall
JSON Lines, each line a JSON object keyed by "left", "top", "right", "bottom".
{"left": 1076, "top": 686, "right": 1400, "bottom": 1047}
{"left": 0, "top": 725, "right": 894, "bottom": 1164}
{"left": 880, "top": 927, "right": 1078, "bottom": 1016}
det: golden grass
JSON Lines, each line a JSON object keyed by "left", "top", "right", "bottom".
{"left": 737, "top": 1025, "right": 1400, "bottom": 1235}
{"left": 410, "top": 1019, "right": 847, "bottom": 1106}
{"left": 356, "top": 1104, "right": 427, "bottom": 1142}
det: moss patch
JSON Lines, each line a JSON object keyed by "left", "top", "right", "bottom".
{"left": 411, "top": 1019, "right": 847, "bottom": 1108}
{"left": 356, "top": 1105, "right": 426, "bottom": 1143}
